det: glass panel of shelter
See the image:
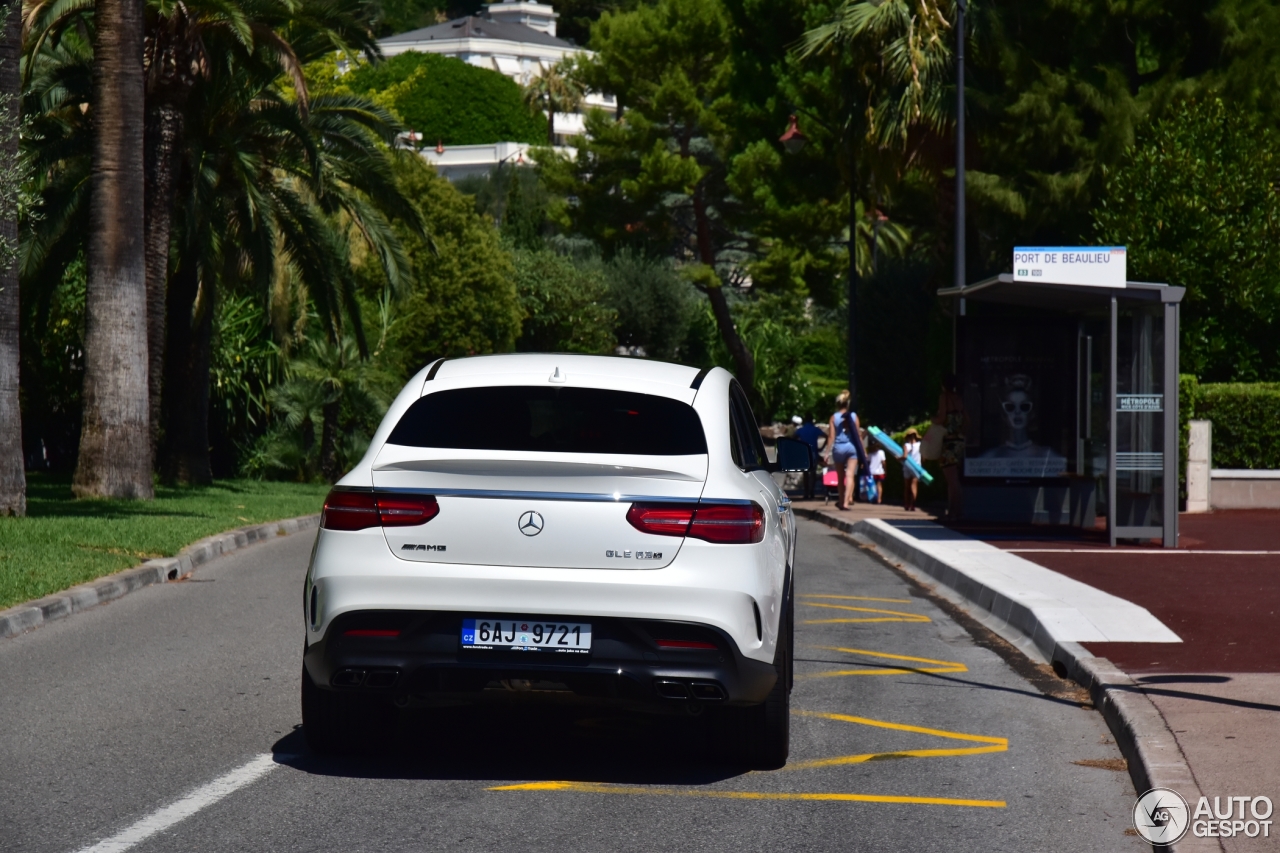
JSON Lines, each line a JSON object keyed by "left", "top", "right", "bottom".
{"left": 1114, "top": 303, "right": 1166, "bottom": 530}
{"left": 1076, "top": 318, "right": 1110, "bottom": 519}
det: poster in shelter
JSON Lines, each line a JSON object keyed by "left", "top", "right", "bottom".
{"left": 961, "top": 319, "right": 1075, "bottom": 479}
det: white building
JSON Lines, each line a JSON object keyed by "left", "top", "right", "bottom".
{"left": 378, "top": 0, "right": 614, "bottom": 178}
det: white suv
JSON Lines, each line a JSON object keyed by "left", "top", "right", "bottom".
{"left": 301, "top": 354, "right": 810, "bottom": 767}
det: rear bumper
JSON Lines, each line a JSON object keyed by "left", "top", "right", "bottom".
{"left": 305, "top": 528, "right": 785, "bottom": 665}
{"left": 303, "top": 610, "right": 778, "bottom": 706}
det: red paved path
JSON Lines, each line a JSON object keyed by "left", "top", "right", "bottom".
{"left": 954, "top": 511, "right": 1280, "bottom": 675}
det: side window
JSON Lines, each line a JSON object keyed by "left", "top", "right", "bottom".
{"left": 728, "top": 383, "right": 766, "bottom": 471}
{"left": 727, "top": 400, "right": 744, "bottom": 468}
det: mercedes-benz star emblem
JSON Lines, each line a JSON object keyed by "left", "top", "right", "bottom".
{"left": 518, "top": 511, "right": 544, "bottom": 536}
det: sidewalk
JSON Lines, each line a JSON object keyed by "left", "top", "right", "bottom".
{"left": 796, "top": 499, "right": 1279, "bottom": 851}
{"left": 967, "top": 511, "right": 1280, "bottom": 853}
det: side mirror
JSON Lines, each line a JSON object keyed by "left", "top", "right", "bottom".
{"left": 774, "top": 437, "right": 813, "bottom": 473}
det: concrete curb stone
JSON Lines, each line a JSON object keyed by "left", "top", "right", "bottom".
{"left": 796, "top": 507, "right": 1219, "bottom": 853}
{"left": 0, "top": 514, "right": 321, "bottom": 641}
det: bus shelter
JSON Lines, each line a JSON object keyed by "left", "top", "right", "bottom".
{"left": 937, "top": 274, "right": 1184, "bottom": 547}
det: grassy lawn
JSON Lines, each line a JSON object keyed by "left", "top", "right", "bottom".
{"left": 0, "top": 475, "right": 329, "bottom": 611}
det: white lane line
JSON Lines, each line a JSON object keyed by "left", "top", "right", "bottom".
{"left": 72, "top": 754, "right": 279, "bottom": 853}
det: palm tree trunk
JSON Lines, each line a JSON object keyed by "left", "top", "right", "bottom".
{"left": 74, "top": 0, "right": 153, "bottom": 499}
{"left": 319, "top": 400, "right": 340, "bottom": 482}
{"left": 0, "top": 0, "right": 24, "bottom": 515}
{"left": 143, "top": 101, "right": 183, "bottom": 465}
{"left": 160, "top": 257, "right": 214, "bottom": 485}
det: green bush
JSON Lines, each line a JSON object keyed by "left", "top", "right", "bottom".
{"left": 1194, "top": 382, "right": 1280, "bottom": 469}
{"left": 512, "top": 248, "right": 617, "bottom": 354}
{"left": 603, "top": 251, "right": 697, "bottom": 361}
{"left": 345, "top": 52, "right": 547, "bottom": 146}
{"left": 380, "top": 155, "right": 523, "bottom": 374}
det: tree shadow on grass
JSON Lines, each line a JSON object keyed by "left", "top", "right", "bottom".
{"left": 22, "top": 474, "right": 282, "bottom": 521}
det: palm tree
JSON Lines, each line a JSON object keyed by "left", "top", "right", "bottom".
{"left": 159, "top": 37, "right": 418, "bottom": 484}
{"left": 0, "top": 0, "right": 24, "bottom": 515}
{"left": 797, "top": 0, "right": 954, "bottom": 152}
{"left": 21, "top": 0, "right": 414, "bottom": 484}
{"left": 73, "top": 0, "right": 153, "bottom": 498}
{"left": 523, "top": 57, "right": 583, "bottom": 146}
{"left": 140, "top": 0, "right": 380, "bottom": 459}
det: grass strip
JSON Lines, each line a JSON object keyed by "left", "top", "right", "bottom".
{"left": 0, "top": 474, "right": 328, "bottom": 610}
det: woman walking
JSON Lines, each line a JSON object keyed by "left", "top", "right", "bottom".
{"left": 826, "top": 390, "right": 865, "bottom": 510}
{"left": 932, "top": 373, "right": 967, "bottom": 521}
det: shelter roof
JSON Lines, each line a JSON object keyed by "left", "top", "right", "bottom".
{"left": 938, "top": 273, "right": 1184, "bottom": 311}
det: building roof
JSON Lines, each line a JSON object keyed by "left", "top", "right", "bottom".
{"left": 381, "top": 15, "right": 575, "bottom": 49}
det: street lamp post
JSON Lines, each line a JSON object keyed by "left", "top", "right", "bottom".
{"left": 954, "top": 0, "right": 967, "bottom": 289}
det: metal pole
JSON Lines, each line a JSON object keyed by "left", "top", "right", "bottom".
{"left": 846, "top": 72, "right": 859, "bottom": 405}
{"left": 954, "top": 0, "right": 966, "bottom": 289}
{"left": 1108, "top": 296, "right": 1118, "bottom": 547}
{"left": 1163, "top": 299, "right": 1178, "bottom": 548}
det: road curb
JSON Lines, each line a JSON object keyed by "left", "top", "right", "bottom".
{"left": 797, "top": 508, "right": 1215, "bottom": 852}
{"left": 0, "top": 514, "right": 321, "bottom": 641}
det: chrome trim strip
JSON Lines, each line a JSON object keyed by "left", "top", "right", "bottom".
{"left": 333, "top": 485, "right": 743, "bottom": 504}
{"left": 373, "top": 489, "right": 727, "bottom": 502}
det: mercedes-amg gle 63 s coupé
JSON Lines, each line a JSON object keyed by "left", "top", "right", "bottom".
{"left": 301, "top": 354, "right": 812, "bottom": 768}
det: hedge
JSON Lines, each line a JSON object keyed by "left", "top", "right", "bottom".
{"left": 1183, "top": 377, "right": 1280, "bottom": 470}
{"left": 346, "top": 52, "right": 547, "bottom": 146}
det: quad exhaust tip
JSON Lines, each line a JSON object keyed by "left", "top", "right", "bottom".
{"left": 654, "top": 678, "right": 726, "bottom": 701}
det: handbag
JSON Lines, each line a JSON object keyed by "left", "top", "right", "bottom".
{"left": 921, "top": 424, "right": 946, "bottom": 461}
{"left": 858, "top": 472, "right": 878, "bottom": 503}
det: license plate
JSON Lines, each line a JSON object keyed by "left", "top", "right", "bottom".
{"left": 461, "top": 618, "right": 592, "bottom": 654}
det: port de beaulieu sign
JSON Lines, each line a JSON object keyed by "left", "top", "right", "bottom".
{"left": 1013, "top": 247, "right": 1127, "bottom": 287}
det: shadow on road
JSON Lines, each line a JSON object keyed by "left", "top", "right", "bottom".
{"left": 271, "top": 702, "right": 749, "bottom": 785}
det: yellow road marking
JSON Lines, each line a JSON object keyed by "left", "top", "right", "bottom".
{"left": 787, "top": 710, "right": 1008, "bottom": 771}
{"left": 796, "top": 710, "right": 1007, "bottom": 744}
{"left": 488, "top": 780, "right": 1005, "bottom": 809}
{"left": 803, "top": 618, "right": 925, "bottom": 625}
{"left": 787, "top": 744, "right": 1007, "bottom": 770}
{"left": 798, "top": 646, "right": 967, "bottom": 679}
{"left": 799, "top": 593, "right": 913, "bottom": 604}
{"left": 801, "top": 601, "right": 930, "bottom": 623}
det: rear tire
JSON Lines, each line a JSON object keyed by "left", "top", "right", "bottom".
{"left": 716, "top": 608, "right": 791, "bottom": 770}
{"left": 301, "top": 666, "right": 393, "bottom": 755}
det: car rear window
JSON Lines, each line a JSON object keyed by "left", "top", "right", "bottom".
{"left": 386, "top": 386, "right": 708, "bottom": 456}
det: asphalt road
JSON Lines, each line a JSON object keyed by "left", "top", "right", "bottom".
{"left": 1, "top": 517, "right": 1146, "bottom": 852}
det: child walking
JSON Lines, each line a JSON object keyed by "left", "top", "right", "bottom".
{"left": 902, "top": 428, "right": 922, "bottom": 512}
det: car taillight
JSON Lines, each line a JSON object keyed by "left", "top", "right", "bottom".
{"left": 322, "top": 490, "right": 380, "bottom": 531}
{"left": 322, "top": 490, "right": 440, "bottom": 531}
{"left": 626, "top": 504, "right": 695, "bottom": 537}
{"left": 376, "top": 494, "right": 441, "bottom": 527}
{"left": 626, "top": 501, "right": 764, "bottom": 544}
{"left": 688, "top": 502, "right": 764, "bottom": 544}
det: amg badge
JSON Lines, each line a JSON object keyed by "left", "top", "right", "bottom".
{"left": 401, "top": 544, "right": 446, "bottom": 552}
{"left": 606, "top": 549, "right": 662, "bottom": 560}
